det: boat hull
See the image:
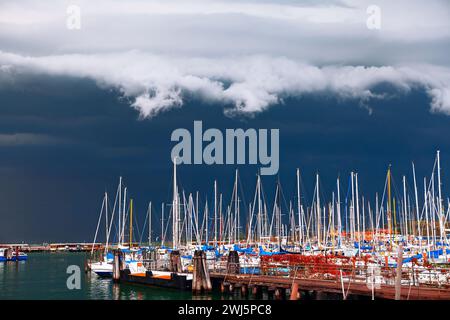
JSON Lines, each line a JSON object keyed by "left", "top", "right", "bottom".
{"left": 8, "top": 256, "right": 28, "bottom": 262}
{"left": 95, "top": 271, "right": 113, "bottom": 277}
{"left": 90, "top": 261, "right": 113, "bottom": 278}
{"left": 120, "top": 270, "right": 192, "bottom": 290}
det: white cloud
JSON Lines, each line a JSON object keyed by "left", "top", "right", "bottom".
{"left": 1, "top": 51, "right": 450, "bottom": 117}
{"left": 0, "top": 0, "right": 449, "bottom": 117}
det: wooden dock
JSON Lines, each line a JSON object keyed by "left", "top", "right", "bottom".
{"left": 209, "top": 273, "right": 450, "bottom": 300}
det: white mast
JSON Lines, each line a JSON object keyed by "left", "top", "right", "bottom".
{"left": 350, "top": 172, "right": 355, "bottom": 243}
{"left": 355, "top": 173, "right": 361, "bottom": 249}
{"left": 234, "top": 170, "right": 239, "bottom": 244}
{"left": 196, "top": 192, "right": 199, "bottom": 244}
{"left": 91, "top": 195, "right": 105, "bottom": 256}
{"left": 297, "top": 169, "right": 302, "bottom": 246}
{"left": 219, "top": 193, "right": 223, "bottom": 244}
{"left": 316, "top": 173, "right": 321, "bottom": 247}
{"left": 122, "top": 187, "right": 127, "bottom": 245}
{"left": 362, "top": 196, "right": 365, "bottom": 246}
{"left": 161, "top": 202, "right": 165, "bottom": 247}
{"left": 148, "top": 202, "right": 152, "bottom": 246}
{"left": 412, "top": 163, "right": 422, "bottom": 250}
{"left": 437, "top": 150, "right": 445, "bottom": 245}
{"left": 118, "top": 176, "right": 122, "bottom": 247}
{"left": 403, "top": 176, "right": 408, "bottom": 244}
{"left": 257, "top": 175, "right": 262, "bottom": 244}
{"left": 172, "top": 157, "right": 179, "bottom": 249}
{"left": 337, "top": 177, "right": 342, "bottom": 248}
{"left": 204, "top": 200, "right": 209, "bottom": 244}
{"left": 424, "top": 178, "right": 430, "bottom": 250}
{"left": 214, "top": 180, "right": 217, "bottom": 247}
{"left": 105, "top": 192, "right": 109, "bottom": 253}
{"left": 236, "top": 195, "right": 240, "bottom": 243}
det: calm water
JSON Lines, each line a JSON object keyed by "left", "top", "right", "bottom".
{"left": 0, "top": 252, "right": 231, "bottom": 300}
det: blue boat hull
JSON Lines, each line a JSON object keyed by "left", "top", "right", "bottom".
{"left": 94, "top": 271, "right": 113, "bottom": 277}
{"left": 0, "top": 257, "right": 6, "bottom": 262}
{"left": 8, "top": 256, "right": 28, "bottom": 261}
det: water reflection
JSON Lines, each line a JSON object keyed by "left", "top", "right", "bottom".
{"left": 112, "top": 283, "right": 120, "bottom": 300}
{"left": 0, "top": 253, "right": 267, "bottom": 300}
{"left": 87, "top": 272, "right": 113, "bottom": 299}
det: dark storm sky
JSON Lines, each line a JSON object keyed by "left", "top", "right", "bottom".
{"left": 0, "top": 74, "right": 448, "bottom": 243}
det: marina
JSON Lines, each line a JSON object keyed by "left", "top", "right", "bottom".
{"left": 78, "top": 151, "right": 450, "bottom": 300}
{"left": 3, "top": 151, "right": 450, "bottom": 300}
{"left": 1, "top": 0, "right": 450, "bottom": 309}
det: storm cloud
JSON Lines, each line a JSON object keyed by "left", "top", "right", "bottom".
{"left": 0, "top": 0, "right": 450, "bottom": 117}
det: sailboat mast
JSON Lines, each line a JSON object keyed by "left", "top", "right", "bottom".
{"left": 122, "top": 187, "right": 127, "bottom": 245}
{"left": 412, "top": 162, "right": 422, "bottom": 250}
{"left": 105, "top": 192, "right": 109, "bottom": 252}
{"left": 161, "top": 202, "right": 165, "bottom": 247}
{"left": 118, "top": 177, "right": 122, "bottom": 247}
{"left": 316, "top": 173, "right": 321, "bottom": 247}
{"left": 350, "top": 172, "right": 355, "bottom": 242}
{"left": 129, "top": 198, "right": 133, "bottom": 248}
{"left": 337, "top": 177, "right": 342, "bottom": 248}
{"left": 297, "top": 169, "right": 302, "bottom": 246}
{"left": 355, "top": 173, "right": 361, "bottom": 247}
{"left": 403, "top": 176, "right": 408, "bottom": 244}
{"left": 172, "top": 158, "right": 179, "bottom": 249}
{"left": 257, "top": 175, "right": 262, "bottom": 244}
{"left": 437, "top": 150, "right": 445, "bottom": 244}
{"left": 234, "top": 170, "right": 238, "bottom": 243}
{"left": 387, "top": 166, "right": 392, "bottom": 243}
{"left": 214, "top": 180, "right": 217, "bottom": 247}
{"left": 148, "top": 201, "right": 152, "bottom": 246}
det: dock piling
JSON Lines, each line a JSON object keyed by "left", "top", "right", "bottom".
{"left": 290, "top": 282, "right": 300, "bottom": 300}
{"left": 169, "top": 250, "right": 182, "bottom": 273}
{"left": 192, "top": 250, "right": 212, "bottom": 293}
{"left": 113, "top": 249, "right": 122, "bottom": 282}
{"left": 395, "top": 244, "right": 404, "bottom": 300}
{"left": 241, "top": 284, "right": 248, "bottom": 296}
{"left": 227, "top": 250, "right": 240, "bottom": 274}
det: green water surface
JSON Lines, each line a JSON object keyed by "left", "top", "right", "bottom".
{"left": 0, "top": 252, "right": 227, "bottom": 300}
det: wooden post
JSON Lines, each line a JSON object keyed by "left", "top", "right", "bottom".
{"left": 192, "top": 250, "right": 212, "bottom": 293}
{"left": 227, "top": 250, "right": 240, "bottom": 274}
{"left": 251, "top": 285, "right": 260, "bottom": 297}
{"left": 395, "top": 244, "right": 403, "bottom": 300}
{"left": 220, "top": 282, "right": 227, "bottom": 293}
{"left": 290, "top": 282, "right": 300, "bottom": 300}
{"left": 274, "top": 288, "right": 284, "bottom": 300}
{"left": 192, "top": 250, "right": 201, "bottom": 293}
{"left": 6, "top": 248, "right": 12, "bottom": 260}
{"left": 170, "top": 250, "right": 182, "bottom": 273}
{"left": 113, "top": 250, "right": 122, "bottom": 282}
{"left": 241, "top": 284, "right": 248, "bottom": 296}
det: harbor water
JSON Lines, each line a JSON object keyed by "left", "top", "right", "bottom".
{"left": 0, "top": 252, "right": 206, "bottom": 300}
{"left": 0, "top": 252, "right": 265, "bottom": 300}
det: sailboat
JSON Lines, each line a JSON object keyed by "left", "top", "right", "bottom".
{"left": 89, "top": 177, "right": 145, "bottom": 277}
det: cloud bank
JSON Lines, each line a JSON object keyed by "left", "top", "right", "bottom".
{"left": 0, "top": 0, "right": 449, "bottom": 117}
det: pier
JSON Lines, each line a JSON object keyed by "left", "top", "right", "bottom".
{"left": 207, "top": 254, "right": 450, "bottom": 300}
{"left": 0, "top": 243, "right": 104, "bottom": 252}
{"left": 209, "top": 272, "right": 450, "bottom": 300}
{"left": 109, "top": 246, "right": 450, "bottom": 300}
{"left": 87, "top": 151, "right": 450, "bottom": 300}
